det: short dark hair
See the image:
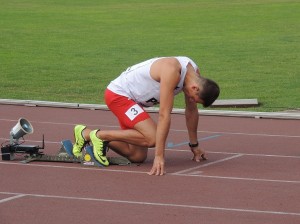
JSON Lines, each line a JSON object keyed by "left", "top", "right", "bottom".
{"left": 199, "top": 78, "right": 220, "bottom": 107}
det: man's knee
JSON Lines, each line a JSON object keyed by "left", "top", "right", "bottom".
{"left": 144, "top": 132, "right": 156, "bottom": 148}
{"left": 146, "top": 137, "right": 155, "bottom": 148}
{"left": 129, "top": 151, "right": 147, "bottom": 163}
{"left": 131, "top": 154, "right": 147, "bottom": 163}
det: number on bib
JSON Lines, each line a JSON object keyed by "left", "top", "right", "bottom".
{"left": 125, "top": 104, "right": 144, "bottom": 121}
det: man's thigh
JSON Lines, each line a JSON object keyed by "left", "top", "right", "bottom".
{"left": 105, "top": 89, "right": 151, "bottom": 129}
{"left": 134, "top": 118, "right": 157, "bottom": 147}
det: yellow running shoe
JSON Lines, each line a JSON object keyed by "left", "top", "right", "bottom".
{"left": 90, "top": 130, "right": 109, "bottom": 166}
{"left": 72, "top": 125, "right": 87, "bottom": 158}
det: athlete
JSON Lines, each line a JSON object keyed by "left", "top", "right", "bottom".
{"left": 72, "top": 56, "right": 220, "bottom": 176}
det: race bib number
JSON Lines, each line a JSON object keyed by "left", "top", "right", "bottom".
{"left": 125, "top": 104, "right": 144, "bottom": 121}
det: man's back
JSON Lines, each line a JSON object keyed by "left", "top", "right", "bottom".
{"left": 107, "top": 56, "right": 198, "bottom": 107}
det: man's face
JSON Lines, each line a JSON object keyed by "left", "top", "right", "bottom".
{"left": 185, "top": 85, "right": 204, "bottom": 105}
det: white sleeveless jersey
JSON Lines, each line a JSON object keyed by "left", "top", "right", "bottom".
{"left": 107, "top": 56, "right": 199, "bottom": 107}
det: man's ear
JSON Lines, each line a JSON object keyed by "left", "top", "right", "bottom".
{"left": 191, "top": 84, "right": 200, "bottom": 92}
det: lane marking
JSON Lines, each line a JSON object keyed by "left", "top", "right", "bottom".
{"left": 0, "top": 138, "right": 62, "bottom": 145}
{"left": 171, "top": 129, "right": 300, "bottom": 138}
{"left": 0, "top": 191, "right": 299, "bottom": 216}
{"left": 1, "top": 137, "right": 299, "bottom": 159}
{"left": 1, "top": 161, "right": 299, "bottom": 184}
{"left": 174, "top": 173, "right": 300, "bottom": 184}
{"left": 173, "top": 154, "right": 243, "bottom": 175}
{"left": 167, "top": 134, "right": 222, "bottom": 148}
{"left": 0, "top": 194, "right": 26, "bottom": 204}
{"left": 1, "top": 118, "right": 299, "bottom": 138}
{"left": 203, "top": 151, "right": 300, "bottom": 159}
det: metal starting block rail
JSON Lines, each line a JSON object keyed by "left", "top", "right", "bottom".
{"left": 22, "top": 153, "right": 82, "bottom": 164}
{"left": 22, "top": 153, "right": 131, "bottom": 166}
{"left": 2, "top": 139, "right": 131, "bottom": 167}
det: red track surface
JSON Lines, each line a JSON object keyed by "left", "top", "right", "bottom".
{"left": 1, "top": 104, "right": 300, "bottom": 224}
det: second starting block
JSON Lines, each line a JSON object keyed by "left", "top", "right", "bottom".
{"left": 61, "top": 139, "right": 131, "bottom": 167}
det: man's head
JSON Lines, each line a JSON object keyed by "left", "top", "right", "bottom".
{"left": 184, "top": 75, "right": 220, "bottom": 107}
{"left": 198, "top": 77, "right": 220, "bottom": 107}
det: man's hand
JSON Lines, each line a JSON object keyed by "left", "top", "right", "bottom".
{"left": 148, "top": 155, "right": 166, "bottom": 176}
{"left": 191, "top": 147, "right": 207, "bottom": 162}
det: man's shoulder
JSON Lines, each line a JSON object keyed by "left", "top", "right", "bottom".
{"left": 156, "top": 57, "right": 182, "bottom": 69}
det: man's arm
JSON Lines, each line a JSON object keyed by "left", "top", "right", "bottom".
{"left": 184, "top": 93, "right": 207, "bottom": 161}
{"left": 148, "top": 59, "right": 181, "bottom": 175}
{"left": 185, "top": 93, "right": 199, "bottom": 144}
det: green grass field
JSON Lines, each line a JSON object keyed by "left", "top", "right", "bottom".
{"left": 1, "top": 0, "right": 299, "bottom": 111}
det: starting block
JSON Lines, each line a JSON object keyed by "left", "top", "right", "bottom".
{"left": 60, "top": 139, "right": 131, "bottom": 167}
{"left": 20, "top": 140, "right": 131, "bottom": 166}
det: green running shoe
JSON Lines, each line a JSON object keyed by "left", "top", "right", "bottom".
{"left": 90, "top": 129, "right": 109, "bottom": 166}
{"left": 72, "top": 125, "right": 87, "bottom": 158}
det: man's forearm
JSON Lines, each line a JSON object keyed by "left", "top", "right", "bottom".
{"left": 185, "top": 107, "right": 199, "bottom": 142}
{"left": 155, "top": 114, "right": 171, "bottom": 156}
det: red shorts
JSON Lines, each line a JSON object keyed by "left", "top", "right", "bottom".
{"left": 104, "top": 89, "right": 150, "bottom": 129}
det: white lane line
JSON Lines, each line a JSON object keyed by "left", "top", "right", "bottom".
{"left": 0, "top": 191, "right": 299, "bottom": 216}
{"left": 173, "top": 154, "right": 243, "bottom": 175}
{"left": 204, "top": 151, "right": 300, "bottom": 159}
{"left": 174, "top": 174, "right": 300, "bottom": 184}
{"left": 0, "top": 194, "right": 26, "bottom": 204}
{"left": 0, "top": 161, "right": 147, "bottom": 174}
{"left": 0, "top": 137, "right": 61, "bottom": 145}
{"left": 1, "top": 139, "right": 299, "bottom": 160}
{"left": 172, "top": 129, "right": 300, "bottom": 138}
{"left": 1, "top": 161, "right": 299, "bottom": 184}
{"left": 1, "top": 118, "right": 299, "bottom": 138}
